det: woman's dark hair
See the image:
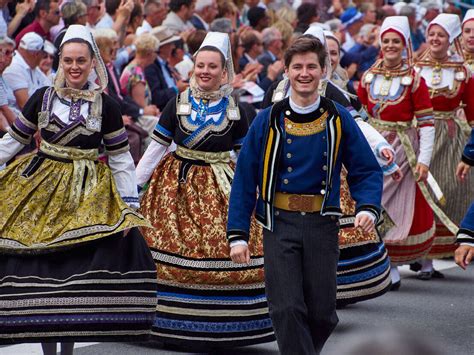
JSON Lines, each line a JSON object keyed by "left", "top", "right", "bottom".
{"left": 60, "top": 38, "right": 94, "bottom": 58}
{"left": 195, "top": 46, "right": 226, "bottom": 68}
{"left": 284, "top": 35, "right": 326, "bottom": 69}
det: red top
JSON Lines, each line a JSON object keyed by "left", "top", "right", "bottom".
{"left": 415, "top": 52, "right": 474, "bottom": 124}
{"left": 15, "top": 20, "right": 51, "bottom": 47}
{"left": 358, "top": 60, "right": 434, "bottom": 127}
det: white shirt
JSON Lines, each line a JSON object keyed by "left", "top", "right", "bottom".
{"left": 3, "top": 51, "right": 50, "bottom": 111}
{"left": 162, "top": 11, "right": 194, "bottom": 34}
{"left": 95, "top": 13, "right": 114, "bottom": 29}
{"left": 136, "top": 19, "right": 153, "bottom": 35}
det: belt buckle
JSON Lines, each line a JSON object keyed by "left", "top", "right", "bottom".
{"left": 288, "top": 195, "right": 313, "bottom": 212}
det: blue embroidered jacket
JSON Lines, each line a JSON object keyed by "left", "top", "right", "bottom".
{"left": 461, "top": 128, "right": 474, "bottom": 166}
{"left": 226, "top": 97, "right": 383, "bottom": 243}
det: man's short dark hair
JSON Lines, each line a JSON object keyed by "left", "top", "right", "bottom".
{"left": 240, "top": 31, "right": 260, "bottom": 53}
{"left": 247, "top": 6, "right": 266, "bottom": 28}
{"left": 106, "top": 0, "right": 121, "bottom": 16}
{"left": 284, "top": 35, "right": 326, "bottom": 69}
{"left": 169, "top": 0, "right": 193, "bottom": 13}
{"left": 34, "top": 0, "right": 57, "bottom": 18}
{"left": 297, "top": 3, "right": 318, "bottom": 26}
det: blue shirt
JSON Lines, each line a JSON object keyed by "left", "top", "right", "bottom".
{"left": 158, "top": 56, "right": 177, "bottom": 90}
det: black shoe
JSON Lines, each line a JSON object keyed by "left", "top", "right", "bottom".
{"left": 417, "top": 271, "right": 432, "bottom": 280}
{"left": 409, "top": 262, "right": 422, "bottom": 272}
{"left": 432, "top": 269, "right": 445, "bottom": 279}
{"left": 390, "top": 280, "right": 401, "bottom": 291}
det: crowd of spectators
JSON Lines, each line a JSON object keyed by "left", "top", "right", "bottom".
{"left": 0, "top": 0, "right": 465, "bottom": 161}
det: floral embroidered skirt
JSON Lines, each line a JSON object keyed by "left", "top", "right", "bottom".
{"left": 428, "top": 117, "right": 473, "bottom": 258}
{"left": 0, "top": 155, "right": 157, "bottom": 343}
{"left": 336, "top": 172, "right": 391, "bottom": 306}
{"left": 139, "top": 153, "right": 274, "bottom": 349}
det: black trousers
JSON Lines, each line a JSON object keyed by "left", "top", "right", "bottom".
{"left": 263, "top": 209, "right": 340, "bottom": 355}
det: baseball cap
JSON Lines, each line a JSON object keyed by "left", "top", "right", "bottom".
{"left": 19, "top": 32, "right": 45, "bottom": 51}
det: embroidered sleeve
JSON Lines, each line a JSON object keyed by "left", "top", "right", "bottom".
{"left": 102, "top": 95, "right": 130, "bottom": 155}
{"left": 151, "top": 98, "right": 176, "bottom": 146}
{"left": 9, "top": 88, "right": 44, "bottom": 144}
{"left": 412, "top": 75, "right": 434, "bottom": 128}
{"left": 356, "top": 77, "right": 369, "bottom": 108}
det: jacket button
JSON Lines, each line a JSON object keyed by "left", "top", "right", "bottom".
{"left": 287, "top": 167, "right": 293, "bottom": 172}
{"left": 322, "top": 165, "right": 327, "bottom": 171}
{"left": 283, "top": 178, "right": 289, "bottom": 184}
{"left": 285, "top": 110, "right": 291, "bottom": 115}
{"left": 320, "top": 189, "right": 326, "bottom": 195}
{"left": 287, "top": 138, "right": 292, "bottom": 144}
{"left": 322, "top": 180, "right": 326, "bottom": 186}
{"left": 323, "top": 151, "right": 327, "bottom": 157}
{"left": 287, "top": 153, "right": 292, "bottom": 158}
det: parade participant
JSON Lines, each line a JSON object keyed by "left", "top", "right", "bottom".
{"left": 227, "top": 35, "right": 383, "bottom": 354}
{"left": 415, "top": 14, "right": 474, "bottom": 278}
{"left": 462, "top": 9, "right": 474, "bottom": 72}
{"left": 454, "top": 128, "right": 474, "bottom": 270}
{"left": 264, "top": 25, "right": 394, "bottom": 305}
{"left": 0, "top": 25, "right": 156, "bottom": 354}
{"left": 358, "top": 16, "right": 441, "bottom": 288}
{"left": 135, "top": 32, "right": 274, "bottom": 349}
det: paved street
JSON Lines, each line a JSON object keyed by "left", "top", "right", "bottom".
{"left": 1, "top": 261, "right": 473, "bottom": 355}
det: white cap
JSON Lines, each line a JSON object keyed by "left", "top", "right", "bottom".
{"left": 61, "top": 24, "right": 95, "bottom": 48}
{"left": 380, "top": 16, "right": 411, "bottom": 46}
{"left": 198, "top": 31, "right": 230, "bottom": 60}
{"left": 462, "top": 9, "right": 474, "bottom": 27}
{"left": 43, "top": 40, "right": 57, "bottom": 56}
{"left": 428, "top": 14, "right": 461, "bottom": 44}
{"left": 19, "top": 32, "right": 44, "bottom": 51}
{"left": 304, "top": 25, "right": 326, "bottom": 45}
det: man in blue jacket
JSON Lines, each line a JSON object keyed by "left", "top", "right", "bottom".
{"left": 455, "top": 128, "right": 474, "bottom": 270}
{"left": 226, "top": 36, "right": 383, "bottom": 355}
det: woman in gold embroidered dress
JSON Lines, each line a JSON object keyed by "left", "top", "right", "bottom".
{"left": 135, "top": 32, "right": 273, "bottom": 350}
{"left": 0, "top": 25, "right": 156, "bottom": 354}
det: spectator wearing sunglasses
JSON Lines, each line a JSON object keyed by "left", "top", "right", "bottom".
{"left": 14, "top": 0, "right": 61, "bottom": 44}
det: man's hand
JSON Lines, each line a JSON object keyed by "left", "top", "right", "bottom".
{"left": 230, "top": 245, "right": 250, "bottom": 264}
{"left": 380, "top": 148, "right": 394, "bottom": 165}
{"left": 16, "top": 0, "right": 34, "bottom": 16}
{"left": 354, "top": 214, "right": 375, "bottom": 233}
{"left": 415, "top": 162, "right": 429, "bottom": 182}
{"left": 144, "top": 105, "right": 160, "bottom": 116}
{"left": 176, "top": 80, "right": 189, "bottom": 93}
{"left": 456, "top": 161, "right": 471, "bottom": 182}
{"left": 391, "top": 168, "right": 404, "bottom": 182}
{"left": 122, "top": 115, "right": 133, "bottom": 126}
{"left": 267, "top": 60, "right": 284, "bottom": 81}
{"left": 455, "top": 245, "right": 474, "bottom": 270}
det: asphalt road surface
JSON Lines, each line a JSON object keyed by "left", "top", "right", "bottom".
{"left": 1, "top": 260, "right": 473, "bottom": 355}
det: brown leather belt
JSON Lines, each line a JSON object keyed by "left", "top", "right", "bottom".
{"left": 274, "top": 192, "right": 323, "bottom": 212}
